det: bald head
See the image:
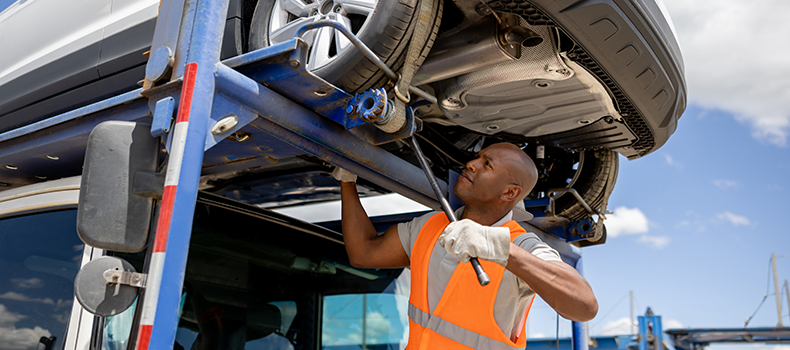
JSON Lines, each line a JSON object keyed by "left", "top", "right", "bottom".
{"left": 453, "top": 142, "right": 539, "bottom": 223}
{"left": 487, "top": 143, "right": 538, "bottom": 200}
{"left": 454, "top": 142, "right": 539, "bottom": 209}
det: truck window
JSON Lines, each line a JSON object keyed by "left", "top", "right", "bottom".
{"left": 101, "top": 198, "right": 409, "bottom": 350}
{"left": 0, "top": 209, "right": 83, "bottom": 350}
{"left": 322, "top": 270, "right": 410, "bottom": 350}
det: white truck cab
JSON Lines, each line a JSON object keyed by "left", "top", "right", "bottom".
{"left": 0, "top": 177, "right": 411, "bottom": 350}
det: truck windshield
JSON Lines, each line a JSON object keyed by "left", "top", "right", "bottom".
{"left": 0, "top": 209, "right": 84, "bottom": 350}
{"left": 102, "top": 197, "right": 409, "bottom": 350}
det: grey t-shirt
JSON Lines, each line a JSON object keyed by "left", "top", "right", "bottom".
{"left": 397, "top": 208, "right": 562, "bottom": 340}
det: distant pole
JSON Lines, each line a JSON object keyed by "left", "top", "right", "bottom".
{"left": 772, "top": 254, "right": 783, "bottom": 326}
{"left": 785, "top": 280, "right": 790, "bottom": 324}
{"left": 630, "top": 291, "right": 635, "bottom": 335}
{"left": 362, "top": 294, "right": 368, "bottom": 350}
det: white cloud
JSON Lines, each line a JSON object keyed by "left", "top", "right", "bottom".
{"left": 663, "top": 0, "right": 790, "bottom": 146}
{"left": 717, "top": 211, "right": 751, "bottom": 226}
{"left": 52, "top": 310, "right": 70, "bottom": 324}
{"left": 663, "top": 319, "right": 684, "bottom": 330}
{"left": 10, "top": 278, "right": 43, "bottom": 289}
{"left": 751, "top": 345, "right": 790, "bottom": 350}
{"left": 0, "top": 304, "right": 25, "bottom": 327}
{"left": 596, "top": 317, "right": 683, "bottom": 336}
{"left": 664, "top": 154, "right": 674, "bottom": 165}
{"left": 0, "top": 292, "right": 55, "bottom": 305}
{"left": 0, "top": 304, "right": 52, "bottom": 350}
{"left": 363, "top": 311, "right": 394, "bottom": 344}
{"left": 54, "top": 299, "right": 72, "bottom": 311}
{"left": 605, "top": 207, "right": 650, "bottom": 237}
{"left": 676, "top": 219, "right": 706, "bottom": 232}
{"left": 638, "top": 235, "right": 672, "bottom": 249}
{"left": 713, "top": 179, "right": 738, "bottom": 190}
{"left": 599, "top": 317, "right": 635, "bottom": 336}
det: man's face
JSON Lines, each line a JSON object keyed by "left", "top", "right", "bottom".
{"left": 453, "top": 144, "right": 520, "bottom": 206}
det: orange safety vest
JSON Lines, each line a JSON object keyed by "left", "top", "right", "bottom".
{"left": 406, "top": 213, "right": 535, "bottom": 350}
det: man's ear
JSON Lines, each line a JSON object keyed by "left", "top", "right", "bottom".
{"left": 500, "top": 185, "right": 522, "bottom": 202}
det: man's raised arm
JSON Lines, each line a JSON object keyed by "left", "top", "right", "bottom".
{"left": 336, "top": 169, "right": 410, "bottom": 269}
{"left": 506, "top": 244, "right": 598, "bottom": 322}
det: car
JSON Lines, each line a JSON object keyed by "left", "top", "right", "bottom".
{"left": 0, "top": 0, "right": 686, "bottom": 222}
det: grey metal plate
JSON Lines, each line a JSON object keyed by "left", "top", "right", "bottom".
{"left": 74, "top": 256, "right": 138, "bottom": 317}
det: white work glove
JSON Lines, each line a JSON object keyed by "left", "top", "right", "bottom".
{"left": 332, "top": 167, "right": 358, "bottom": 183}
{"left": 438, "top": 219, "right": 511, "bottom": 267}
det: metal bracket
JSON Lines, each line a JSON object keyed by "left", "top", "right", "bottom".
{"left": 522, "top": 196, "right": 599, "bottom": 242}
{"left": 546, "top": 188, "right": 606, "bottom": 219}
{"left": 103, "top": 269, "right": 148, "bottom": 288}
{"left": 347, "top": 106, "right": 422, "bottom": 146}
{"left": 151, "top": 96, "right": 176, "bottom": 137}
{"left": 346, "top": 88, "right": 389, "bottom": 129}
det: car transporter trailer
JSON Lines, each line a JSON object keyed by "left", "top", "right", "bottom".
{"left": 0, "top": 0, "right": 608, "bottom": 348}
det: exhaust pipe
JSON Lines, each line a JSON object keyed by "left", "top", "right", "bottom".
{"left": 413, "top": 13, "right": 543, "bottom": 85}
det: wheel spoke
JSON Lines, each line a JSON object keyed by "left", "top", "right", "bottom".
{"left": 307, "top": 26, "right": 336, "bottom": 69}
{"left": 334, "top": 0, "right": 376, "bottom": 16}
{"left": 269, "top": 16, "right": 315, "bottom": 45}
{"left": 334, "top": 14, "right": 353, "bottom": 52}
{"left": 279, "top": 0, "right": 319, "bottom": 18}
{"left": 269, "top": 0, "right": 379, "bottom": 70}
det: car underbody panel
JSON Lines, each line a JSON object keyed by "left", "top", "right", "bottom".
{"left": 482, "top": 0, "right": 686, "bottom": 158}
{"left": 0, "top": 0, "right": 686, "bottom": 218}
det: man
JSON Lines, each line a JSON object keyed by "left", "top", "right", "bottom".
{"left": 334, "top": 142, "right": 598, "bottom": 349}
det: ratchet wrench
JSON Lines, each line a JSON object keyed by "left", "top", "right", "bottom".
{"left": 409, "top": 137, "right": 491, "bottom": 286}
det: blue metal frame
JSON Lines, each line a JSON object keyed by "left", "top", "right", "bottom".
{"left": 573, "top": 256, "right": 590, "bottom": 350}
{"left": 638, "top": 310, "right": 664, "bottom": 350}
{"left": 667, "top": 327, "right": 790, "bottom": 350}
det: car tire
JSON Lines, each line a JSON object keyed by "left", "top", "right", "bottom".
{"left": 248, "top": 0, "right": 442, "bottom": 94}
{"left": 554, "top": 149, "right": 618, "bottom": 221}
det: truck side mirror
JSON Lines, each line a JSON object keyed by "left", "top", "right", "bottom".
{"left": 77, "top": 121, "right": 159, "bottom": 252}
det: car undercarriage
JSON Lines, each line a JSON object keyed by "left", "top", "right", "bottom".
{"left": 0, "top": 0, "right": 686, "bottom": 242}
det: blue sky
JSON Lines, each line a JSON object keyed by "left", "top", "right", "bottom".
{"left": 568, "top": 105, "right": 790, "bottom": 339}
{"left": 0, "top": 0, "right": 13, "bottom": 14}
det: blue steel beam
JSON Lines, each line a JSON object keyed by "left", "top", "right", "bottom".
{"left": 0, "top": 92, "right": 149, "bottom": 188}
{"left": 527, "top": 335, "right": 633, "bottom": 350}
{"left": 572, "top": 255, "right": 590, "bottom": 350}
{"left": 638, "top": 312, "right": 664, "bottom": 350}
{"left": 135, "top": 0, "right": 230, "bottom": 348}
{"left": 667, "top": 327, "right": 790, "bottom": 350}
{"left": 0, "top": 89, "right": 145, "bottom": 143}
{"left": 214, "top": 63, "right": 445, "bottom": 209}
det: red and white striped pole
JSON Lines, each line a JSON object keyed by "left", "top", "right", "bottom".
{"left": 135, "top": 62, "right": 198, "bottom": 350}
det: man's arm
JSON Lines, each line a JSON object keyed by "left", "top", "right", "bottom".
{"left": 506, "top": 243, "right": 598, "bottom": 322}
{"left": 340, "top": 181, "right": 410, "bottom": 268}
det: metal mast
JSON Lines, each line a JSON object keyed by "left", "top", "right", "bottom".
{"left": 772, "top": 254, "right": 783, "bottom": 326}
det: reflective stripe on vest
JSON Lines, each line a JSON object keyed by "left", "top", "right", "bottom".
{"left": 408, "top": 303, "right": 524, "bottom": 350}
{"left": 406, "top": 213, "right": 530, "bottom": 350}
